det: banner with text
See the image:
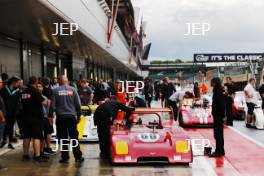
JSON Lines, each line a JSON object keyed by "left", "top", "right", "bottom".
{"left": 194, "top": 53, "right": 264, "bottom": 63}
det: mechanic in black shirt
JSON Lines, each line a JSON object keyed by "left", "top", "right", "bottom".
{"left": 21, "top": 76, "right": 46, "bottom": 162}
{"left": 211, "top": 77, "right": 225, "bottom": 157}
{"left": 258, "top": 75, "right": 264, "bottom": 111}
{"left": 161, "top": 77, "right": 176, "bottom": 108}
{"left": 144, "top": 79, "right": 154, "bottom": 107}
{"left": 94, "top": 96, "right": 135, "bottom": 158}
{"left": 224, "top": 77, "right": 238, "bottom": 126}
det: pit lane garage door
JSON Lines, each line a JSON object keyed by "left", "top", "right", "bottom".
{"left": 0, "top": 37, "right": 20, "bottom": 77}
{"left": 30, "top": 46, "right": 42, "bottom": 78}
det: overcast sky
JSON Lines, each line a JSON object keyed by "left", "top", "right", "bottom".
{"left": 131, "top": 0, "right": 264, "bottom": 61}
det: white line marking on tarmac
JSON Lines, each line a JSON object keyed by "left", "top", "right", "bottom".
{"left": 195, "top": 156, "right": 217, "bottom": 176}
{"left": 229, "top": 126, "right": 264, "bottom": 148}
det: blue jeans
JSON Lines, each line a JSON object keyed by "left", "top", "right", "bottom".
{"left": 0, "top": 122, "right": 5, "bottom": 142}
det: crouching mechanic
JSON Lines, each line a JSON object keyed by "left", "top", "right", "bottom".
{"left": 168, "top": 91, "right": 185, "bottom": 121}
{"left": 52, "top": 76, "right": 84, "bottom": 164}
{"left": 21, "top": 76, "right": 46, "bottom": 162}
{"left": 94, "top": 96, "right": 135, "bottom": 158}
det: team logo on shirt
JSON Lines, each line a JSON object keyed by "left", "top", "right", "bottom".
{"left": 58, "top": 90, "right": 73, "bottom": 96}
{"left": 21, "top": 93, "right": 31, "bottom": 99}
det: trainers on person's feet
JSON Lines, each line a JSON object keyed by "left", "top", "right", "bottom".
{"left": 43, "top": 148, "right": 56, "bottom": 156}
{"left": 22, "top": 155, "right": 31, "bottom": 161}
{"left": 8, "top": 144, "right": 15, "bottom": 149}
{"left": 246, "top": 124, "right": 253, "bottom": 128}
{"left": 33, "top": 156, "right": 48, "bottom": 163}
{"left": 209, "top": 152, "right": 225, "bottom": 157}
{"left": 11, "top": 137, "right": 18, "bottom": 143}
{"left": 75, "top": 157, "right": 84, "bottom": 163}
{"left": 59, "top": 158, "right": 69, "bottom": 164}
{"left": 0, "top": 164, "right": 7, "bottom": 171}
{"left": 0, "top": 141, "right": 6, "bottom": 148}
{"left": 40, "top": 153, "right": 49, "bottom": 160}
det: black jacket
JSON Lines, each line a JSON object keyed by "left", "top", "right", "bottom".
{"left": 225, "top": 83, "right": 238, "bottom": 95}
{"left": 0, "top": 86, "right": 20, "bottom": 117}
{"left": 212, "top": 87, "right": 225, "bottom": 118}
{"left": 94, "top": 100, "right": 134, "bottom": 126}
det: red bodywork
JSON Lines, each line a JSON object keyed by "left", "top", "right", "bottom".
{"left": 232, "top": 92, "right": 246, "bottom": 120}
{"left": 179, "top": 98, "right": 214, "bottom": 127}
{"left": 110, "top": 108, "right": 193, "bottom": 164}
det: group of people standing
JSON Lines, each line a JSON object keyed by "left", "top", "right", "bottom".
{"left": 0, "top": 74, "right": 91, "bottom": 165}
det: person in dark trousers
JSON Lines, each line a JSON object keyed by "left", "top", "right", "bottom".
{"left": 161, "top": 78, "right": 176, "bottom": 108}
{"left": 154, "top": 80, "right": 162, "bottom": 101}
{"left": 224, "top": 77, "right": 238, "bottom": 126}
{"left": 16, "top": 79, "right": 26, "bottom": 139}
{"left": 210, "top": 77, "right": 225, "bottom": 157}
{"left": 0, "top": 76, "right": 20, "bottom": 149}
{"left": 144, "top": 79, "right": 154, "bottom": 107}
{"left": 193, "top": 82, "right": 201, "bottom": 98}
{"left": 258, "top": 76, "right": 264, "bottom": 112}
{"left": 93, "top": 97, "right": 135, "bottom": 158}
{"left": 52, "top": 75, "right": 84, "bottom": 164}
{"left": 38, "top": 79, "right": 56, "bottom": 156}
{"left": 134, "top": 95, "right": 147, "bottom": 108}
{"left": 20, "top": 76, "right": 47, "bottom": 162}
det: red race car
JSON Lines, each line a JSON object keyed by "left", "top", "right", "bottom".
{"left": 110, "top": 108, "right": 193, "bottom": 164}
{"left": 232, "top": 91, "right": 246, "bottom": 120}
{"left": 179, "top": 95, "right": 214, "bottom": 127}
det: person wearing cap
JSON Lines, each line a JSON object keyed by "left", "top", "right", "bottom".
{"left": 94, "top": 96, "right": 135, "bottom": 158}
{"left": 52, "top": 75, "right": 84, "bottom": 164}
{"left": 0, "top": 76, "right": 20, "bottom": 149}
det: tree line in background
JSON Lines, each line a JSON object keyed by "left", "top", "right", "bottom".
{"left": 150, "top": 59, "right": 192, "bottom": 64}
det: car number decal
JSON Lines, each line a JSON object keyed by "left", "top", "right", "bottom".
{"left": 138, "top": 133, "right": 160, "bottom": 142}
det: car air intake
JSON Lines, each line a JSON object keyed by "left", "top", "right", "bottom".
{"left": 137, "top": 157, "right": 169, "bottom": 164}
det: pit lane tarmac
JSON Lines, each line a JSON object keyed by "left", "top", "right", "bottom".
{"left": 0, "top": 142, "right": 230, "bottom": 176}
{"left": 1, "top": 124, "right": 264, "bottom": 176}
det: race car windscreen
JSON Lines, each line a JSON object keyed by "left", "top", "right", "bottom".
{"left": 130, "top": 112, "right": 171, "bottom": 126}
{"left": 183, "top": 98, "right": 193, "bottom": 106}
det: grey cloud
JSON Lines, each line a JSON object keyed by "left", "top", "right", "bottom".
{"left": 132, "top": 0, "right": 264, "bottom": 60}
